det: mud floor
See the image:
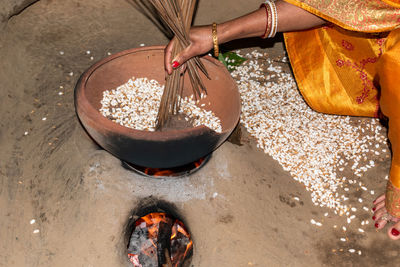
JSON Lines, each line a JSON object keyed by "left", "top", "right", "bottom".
{"left": 1, "top": 0, "right": 400, "bottom": 266}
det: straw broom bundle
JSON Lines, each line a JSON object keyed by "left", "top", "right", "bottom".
{"left": 133, "top": 0, "right": 209, "bottom": 129}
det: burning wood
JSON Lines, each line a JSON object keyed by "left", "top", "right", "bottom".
{"left": 128, "top": 212, "right": 193, "bottom": 267}
{"left": 124, "top": 157, "right": 207, "bottom": 178}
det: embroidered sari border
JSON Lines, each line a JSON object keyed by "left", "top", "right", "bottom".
{"left": 386, "top": 180, "right": 400, "bottom": 218}
{"left": 282, "top": 0, "right": 400, "bottom": 33}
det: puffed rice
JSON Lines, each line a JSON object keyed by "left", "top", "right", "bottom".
{"left": 99, "top": 77, "right": 222, "bottom": 133}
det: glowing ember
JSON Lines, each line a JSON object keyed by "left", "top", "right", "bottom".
{"left": 128, "top": 212, "right": 193, "bottom": 267}
{"left": 125, "top": 157, "right": 208, "bottom": 177}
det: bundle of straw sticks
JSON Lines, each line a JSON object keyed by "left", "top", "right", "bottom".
{"left": 133, "top": 0, "right": 209, "bottom": 129}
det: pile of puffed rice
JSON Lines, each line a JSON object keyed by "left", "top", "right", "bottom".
{"left": 99, "top": 77, "right": 222, "bottom": 133}
{"left": 232, "top": 50, "right": 389, "bottom": 217}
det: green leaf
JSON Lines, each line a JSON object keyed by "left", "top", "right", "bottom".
{"left": 223, "top": 51, "right": 247, "bottom": 67}
{"left": 217, "top": 51, "right": 247, "bottom": 72}
{"left": 218, "top": 53, "right": 228, "bottom": 68}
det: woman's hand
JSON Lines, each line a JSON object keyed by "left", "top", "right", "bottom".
{"left": 164, "top": 25, "right": 214, "bottom": 75}
{"left": 164, "top": 0, "right": 326, "bottom": 75}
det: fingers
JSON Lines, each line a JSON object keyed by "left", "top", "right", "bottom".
{"left": 164, "top": 40, "right": 194, "bottom": 75}
{"left": 171, "top": 45, "right": 195, "bottom": 69}
{"left": 164, "top": 39, "right": 175, "bottom": 75}
{"left": 165, "top": 26, "right": 214, "bottom": 75}
{"left": 388, "top": 221, "right": 400, "bottom": 240}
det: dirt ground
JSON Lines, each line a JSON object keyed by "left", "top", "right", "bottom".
{"left": 1, "top": 0, "right": 400, "bottom": 266}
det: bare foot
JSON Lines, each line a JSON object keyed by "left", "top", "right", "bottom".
{"left": 372, "top": 194, "right": 400, "bottom": 240}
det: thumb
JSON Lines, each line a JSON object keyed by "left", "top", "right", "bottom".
{"left": 171, "top": 45, "right": 195, "bottom": 69}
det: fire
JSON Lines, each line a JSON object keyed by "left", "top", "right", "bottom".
{"left": 193, "top": 158, "right": 204, "bottom": 168}
{"left": 144, "top": 168, "right": 175, "bottom": 177}
{"left": 141, "top": 157, "right": 205, "bottom": 177}
{"left": 128, "top": 212, "right": 193, "bottom": 267}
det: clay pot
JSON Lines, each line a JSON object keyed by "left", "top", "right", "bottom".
{"left": 75, "top": 46, "right": 240, "bottom": 168}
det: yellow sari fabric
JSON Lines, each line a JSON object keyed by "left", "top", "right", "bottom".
{"left": 283, "top": 0, "right": 400, "bottom": 216}
{"left": 382, "top": 0, "right": 400, "bottom": 9}
{"left": 284, "top": 26, "right": 384, "bottom": 117}
{"left": 379, "top": 29, "right": 400, "bottom": 216}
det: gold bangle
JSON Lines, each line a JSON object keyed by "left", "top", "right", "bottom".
{"left": 212, "top": 22, "right": 219, "bottom": 57}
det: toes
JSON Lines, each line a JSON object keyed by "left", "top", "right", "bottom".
{"left": 373, "top": 207, "right": 392, "bottom": 230}
{"left": 373, "top": 194, "right": 385, "bottom": 205}
{"left": 373, "top": 207, "right": 387, "bottom": 221}
{"left": 388, "top": 221, "right": 400, "bottom": 240}
{"left": 372, "top": 200, "right": 386, "bottom": 213}
{"left": 392, "top": 216, "right": 400, "bottom": 223}
{"left": 375, "top": 218, "right": 389, "bottom": 229}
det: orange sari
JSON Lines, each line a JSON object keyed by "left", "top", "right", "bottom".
{"left": 283, "top": 0, "right": 400, "bottom": 216}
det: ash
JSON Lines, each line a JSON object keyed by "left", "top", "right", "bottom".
{"left": 232, "top": 50, "right": 388, "bottom": 219}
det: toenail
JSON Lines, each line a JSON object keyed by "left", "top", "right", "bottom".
{"left": 375, "top": 223, "right": 379, "bottom": 228}
{"left": 392, "top": 228, "right": 400, "bottom": 236}
{"left": 372, "top": 207, "right": 376, "bottom": 211}
{"left": 372, "top": 216, "right": 376, "bottom": 220}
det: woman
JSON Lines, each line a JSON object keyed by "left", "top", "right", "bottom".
{"left": 164, "top": 0, "right": 400, "bottom": 239}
